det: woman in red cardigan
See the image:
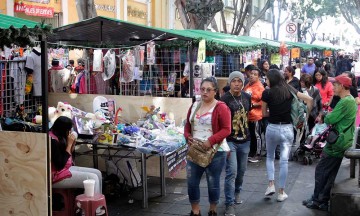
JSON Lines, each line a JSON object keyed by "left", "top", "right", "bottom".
{"left": 184, "top": 77, "right": 231, "bottom": 216}
{"left": 313, "top": 68, "right": 333, "bottom": 110}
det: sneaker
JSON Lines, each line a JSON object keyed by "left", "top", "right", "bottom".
{"left": 235, "top": 193, "right": 243, "bottom": 204}
{"left": 304, "top": 144, "right": 312, "bottom": 149}
{"left": 224, "top": 204, "right": 236, "bottom": 216}
{"left": 277, "top": 192, "right": 288, "bottom": 202}
{"left": 95, "top": 208, "right": 106, "bottom": 216}
{"left": 248, "top": 157, "right": 259, "bottom": 163}
{"left": 208, "top": 210, "right": 217, "bottom": 216}
{"left": 306, "top": 201, "right": 329, "bottom": 211}
{"left": 302, "top": 198, "right": 313, "bottom": 206}
{"left": 265, "top": 185, "right": 275, "bottom": 196}
{"left": 190, "top": 210, "right": 201, "bottom": 216}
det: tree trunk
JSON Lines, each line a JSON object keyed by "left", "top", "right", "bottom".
{"left": 242, "top": 0, "right": 271, "bottom": 36}
{"left": 75, "top": 0, "right": 97, "bottom": 20}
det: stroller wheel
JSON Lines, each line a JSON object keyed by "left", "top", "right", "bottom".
{"left": 308, "top": 157, "right": 313, "bottom": 165}
{"left": 293, "top": 155, "right": 298, "bottom": 161}
{"left": 303, "top": 156, "right": 309, "bottom": 165}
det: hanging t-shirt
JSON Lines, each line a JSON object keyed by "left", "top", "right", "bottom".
{"left": 103, "top": 49, "right": 116, "bottom": 81}
{"left": 93, "top": 49, "right": 103, "bottom": 72}
{"left": 25, "top": 48, "right": 42, "bottom": 96}
{"left": 49, "top": 67, "right": 71, "bottom": 93}
{"left": 10, "top": 56, "right": 26, "bottom": 104}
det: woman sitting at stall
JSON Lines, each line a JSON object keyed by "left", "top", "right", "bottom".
{"left": 51, "top": 116, "right": 103, "bottom": 198}
{"left": 184, "top": 77, "right": 231, "bottom": 216}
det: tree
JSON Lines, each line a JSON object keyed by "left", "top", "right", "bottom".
{"left": 337, "top": 0, "right": 360, "bottom": 34}
{"left": 174, "top": 0, "right": 223, "bottom": 29}
{"left": 221, "top": 0, "right": 272, "bottom": 36}
{"left": 289, "top": 0, "right": 337, "bottom": 43}
{"left": 75, "top": 0, "right": 97, "bottom": 21}
{"left": 271, "top": 0, "right": 291, "bottom": 40}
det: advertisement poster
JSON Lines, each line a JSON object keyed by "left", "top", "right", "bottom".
{"left": 197, "top": 39, "right": 206, "bottom": 63}
{"left": 270, "top": 53, "right": 281, "bottom": 65}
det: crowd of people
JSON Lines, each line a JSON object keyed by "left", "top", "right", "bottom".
{"left": 184, "top": 54, "right": 358, "bottom": 216}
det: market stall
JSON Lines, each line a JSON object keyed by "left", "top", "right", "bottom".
{"left": 0, "top": 14, "right": 50, "bottom": 215}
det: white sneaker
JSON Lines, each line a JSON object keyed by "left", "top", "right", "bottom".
{"left": 96, "top": 207, "right": 106, "bottom": 216}
{"left": 277, "top": 192, "right": 288, "bottom": 202}
{"left": 235, "top": 193, "right": 243, "bottom": 204}
{"left": 265, "top": 185, "right": 275, "bottom": 196}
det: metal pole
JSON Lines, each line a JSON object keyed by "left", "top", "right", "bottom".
{"left": 189, "top": 43, "right": 194, "bottom": 98}
{"left": 141, "top": 153, "right": 148, "bottom": 208}
{"left": 160, "top": 155, "right": 166, "bottom": 196}
{"left": 40, "top": 34, "right": 48, "bottom": 133}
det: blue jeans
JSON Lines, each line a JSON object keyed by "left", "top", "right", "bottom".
{"left": 187, "top": 151, "right": 226, "bottom": 204}
{"left": 224, "top": 141, "right": 250, "bottom": 205}
{"left": 265, "top": 123, "right": 293, "bottom": 188}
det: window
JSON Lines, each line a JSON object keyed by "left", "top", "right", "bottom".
{"left": 224, "top": 0, "right": 234, "bottom": 8}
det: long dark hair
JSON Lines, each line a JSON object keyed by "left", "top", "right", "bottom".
{"left": 313, "top": 68, "right": 328, "bottom": 89}
{"left": 51, "top": 116, "right": 73, "bottom": 147}
{"left": 285, "top": 66, "right": 295, "bottom": 76}
{"left": 259, "top": 60, "right": 269, "bottom": 76}
{"left": 266, "top": 69, "right": 290, "bottom": 102}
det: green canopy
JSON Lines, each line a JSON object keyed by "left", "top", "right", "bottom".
{"left": 0, "top": 13, "right": 42, "bottom": 29}
{"left": 285, "top": 41, "right": 336, "bottom": 51}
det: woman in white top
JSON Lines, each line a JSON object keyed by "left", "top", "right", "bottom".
{"left": 184, "top": 77, "right": 231, "bottom": 216}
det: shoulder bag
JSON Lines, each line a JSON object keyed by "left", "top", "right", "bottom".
{"left": 326, "top": 123, "right": 353, "bottom": 145}
{"left": 186, "top": 102, "right": 221, "bottom": 168}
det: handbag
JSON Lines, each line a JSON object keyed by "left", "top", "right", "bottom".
{"left": 326, "top": 123, "right": 353, "bottom": 145}
{"left": 186, "top": 102, "right": 220, "bottom": 167}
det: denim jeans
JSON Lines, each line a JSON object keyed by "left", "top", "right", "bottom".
{"left": 224, "top": 141, "right": 250, "bottom": 205}
{"left": 312, "top": 153, "right": 343, "bottom": 204}
{"left": 187, "top": 151, "right": 226, "bottom": 204}
{"left": 265, "top": 123, "right": 293, "bottom": 188}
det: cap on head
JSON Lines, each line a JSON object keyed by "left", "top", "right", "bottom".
{"left": 332, "top": 74, "right": 352, "bottom": 88}
{"left": 228, "top": 71, "right": 245, "bottom": 85}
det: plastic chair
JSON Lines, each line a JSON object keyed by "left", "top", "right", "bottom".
{"left": 52, "top": 188, "right": 75, "bottom": 216}
{"left": 75, "top": 193, "right": 108, "bottom": 216}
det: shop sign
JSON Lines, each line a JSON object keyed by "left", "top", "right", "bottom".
{"left": 94, "top": 3, "right": 115, "bottom": 12}
{"left": 23, "top": 0, "right": 50, "bottom": 3}
{"left": 128, "top": 6, "right": 147, "bottom": 19}
{"left": 14, "top": 3, "right": 54, "bottom": 18}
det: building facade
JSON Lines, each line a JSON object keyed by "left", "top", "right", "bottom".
{"left": 0, "top": 0, "right": 179, "bottom": 29}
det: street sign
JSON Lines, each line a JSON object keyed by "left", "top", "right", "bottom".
{"left": 286, "top": 23, "right": 297, "bottom": 34}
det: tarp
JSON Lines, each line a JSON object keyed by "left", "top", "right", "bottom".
{"left": 0, "top": 13, "right": 41, "bottom": 29}
{"left": 285, "top": 41, "right": 336, "bottom": 51}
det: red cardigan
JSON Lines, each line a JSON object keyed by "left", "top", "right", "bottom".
{"left": 184, "top": 101, "right": 231, "bottom": 146}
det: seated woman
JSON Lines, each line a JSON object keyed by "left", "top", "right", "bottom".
{"left": 51, "top": 116, "right": 102, "bottom": 196}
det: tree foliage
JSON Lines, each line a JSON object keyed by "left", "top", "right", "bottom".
{"left": 289, "top": 0, "right": 338, "bottom": 43}
{"left": 174, "top": 0, "right": 222, "bottom": 30}
{"left": 336, "top": 0, "right": 360, "bottom": 34}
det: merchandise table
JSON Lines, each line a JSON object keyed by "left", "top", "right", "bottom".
{"left": 74, "top": 139, "right": 167, "bottom": 208}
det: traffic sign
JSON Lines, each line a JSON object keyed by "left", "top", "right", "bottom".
{"left": 286, "top": 23, "right": 297, "bottom": 34}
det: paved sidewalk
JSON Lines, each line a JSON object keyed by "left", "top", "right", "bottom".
{"left": 107, "top": 157, "right": 334, "bottom": 216}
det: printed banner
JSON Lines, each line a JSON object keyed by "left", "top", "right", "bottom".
{"left": 270, "top": 53, "right": 281, "bottom": 65}
{"left": 324, "top": 50, "right": 332, "bottom": 57}
{"left": 14, "top": 3, "right": 54, "bottom": 18}
{"left": 24, "top": 0, "right": 50, "bottom": 3}
{"left": 166, "top": 145, "right": 188, "bottom": 178}
{"left": 197, "top": 39, "right": 206, "bottom": 63}
{"left": 291, "top": 48, "right": 300, "bottom": 58}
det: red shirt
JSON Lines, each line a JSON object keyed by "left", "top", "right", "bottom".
{"left": 184, "top": 101, "right": 231, "bottom": 146}
{"left": 315, "top": 81, "right": 333, "bottom": 105}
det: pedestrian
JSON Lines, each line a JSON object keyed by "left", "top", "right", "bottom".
{"left": 184, "top": 77, "right": 231, "bottom": 216}
{"left": 259, "top": 60, "right": 270, "bottom": 87}
{"left": 300, "top": 74, "right": 323, "bottom": 132}
{"left": 243, "top": 68, "right": 265, "bottom": 163}
{"left": 301, "top": 57, "right": 316, "bottom": 76}
{"left": 221, "top": 71, "right": 251, "bottom": 216}
{"left": 330, "top": 71, "right": 360, "bottom": 108}
{"left": 243, "top": 64, "right": 256, "bottom": 86}
{"left": 313, "top": 68, "right": 333, "bottom": 110}
{"left": 335, "top": 52, "right": 352, "bottom": 76}
{"left": 303, "top": 74, "right": 357, "bottom": 211}
{"left": 284, "top": 66, "right": 300, "bottom": 91}
{"left": 262, "top": 69, "right": 313, "bottom": 202}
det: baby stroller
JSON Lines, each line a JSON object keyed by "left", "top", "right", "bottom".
{"left": 292, "top": 125, "right": 331, "bottom": 165}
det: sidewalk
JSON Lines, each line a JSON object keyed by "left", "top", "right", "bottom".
{"left": 106, "top": 157, "right": 334, "bottom": 216}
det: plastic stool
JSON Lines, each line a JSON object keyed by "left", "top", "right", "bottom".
{"left": 75, "top": 194, "right": 108, "bottom": 216}
{"left": 52, "top": 188, "right": 75, "bottom": 216}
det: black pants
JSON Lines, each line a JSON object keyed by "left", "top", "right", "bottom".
{"left": 249, "top": 121, "right": 261, "bottom": 157}
{"left": 312, "top": 153, "right": 343, "bottom": 204}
